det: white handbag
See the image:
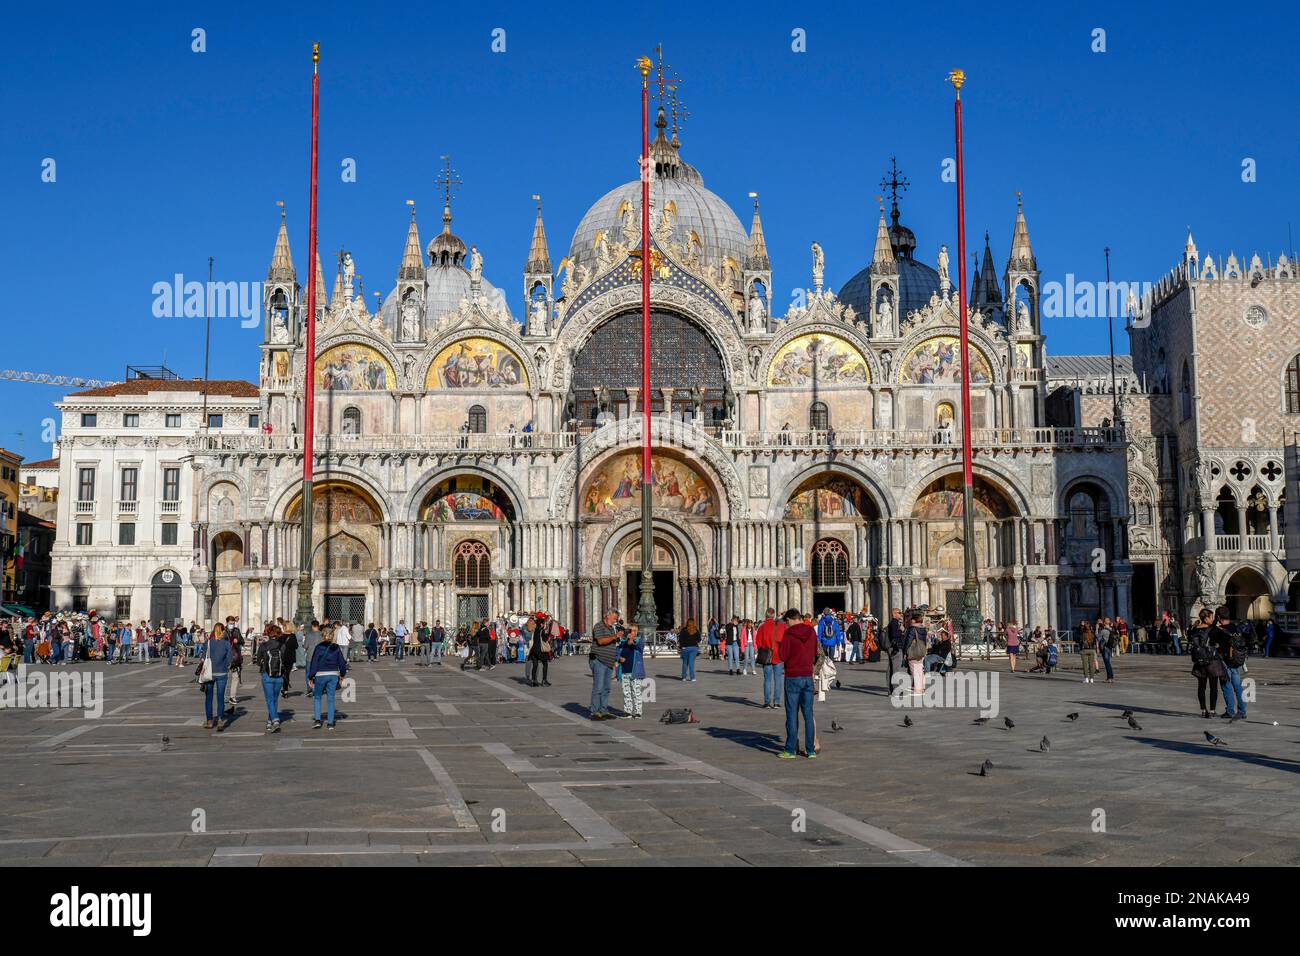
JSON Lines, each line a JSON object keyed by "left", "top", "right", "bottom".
{"left": 197, "top": 657, "right": 213, "bottom": 684}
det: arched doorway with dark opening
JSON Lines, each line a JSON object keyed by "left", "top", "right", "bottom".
{"left": 1225, "top": 567, "right": 1271, "bottom": 624}
{"left": 782, "top": 470, "right": 882, "bottom": 614}
{"left": 149, "top": 568, "right": 182, "bottom": 626}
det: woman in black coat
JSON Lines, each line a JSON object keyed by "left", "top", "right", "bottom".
{"left": 527, "top": 615, "right": 553, "bottom": 687}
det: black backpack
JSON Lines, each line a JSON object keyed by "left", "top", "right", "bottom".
{"left": 1227, "top": 630, "right": 1249, "bottom": 666}
{"left": 263, "top": 643, "right": 284, "bottom": 678}
{"left": 659, "top": 708, "right": 698, "bottom": 725}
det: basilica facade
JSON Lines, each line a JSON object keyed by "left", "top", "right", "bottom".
{"left": 52, "top": 106, "right": 1298, "bottom": 639}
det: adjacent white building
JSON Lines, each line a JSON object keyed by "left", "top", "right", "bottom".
{"left": 49, "top": 375, "right": 259, "bottom": 623}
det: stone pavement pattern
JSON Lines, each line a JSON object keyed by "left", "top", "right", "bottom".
{"left": 2, "top": 648, "right": 1298, "bottom": 866}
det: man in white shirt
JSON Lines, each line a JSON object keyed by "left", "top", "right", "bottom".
{"left": 350, "top": 621, "right": 365, "bottom": 661}
{"left": 394, "top": 620, "right": 408, "bottom": 660}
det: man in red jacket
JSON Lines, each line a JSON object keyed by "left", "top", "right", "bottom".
{"left": 778, "top": 608, "right": 818, "bottom": 759}
{"left": 754, "top": 609, "right": 785, "bottom": 710}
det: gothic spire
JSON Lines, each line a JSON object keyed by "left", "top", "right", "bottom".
{"left": 314, "top": 251, "right": 327, "bottom": 308}
{"left": 979, "top": 232, "right": 1002, "bottom": 307}
{"left": 869, "top": 205, "right": 897, "bottom": 274}
{"left": 398, "top": 201, "right": 425, "bottom": 281}
{"left": 525, "top": 195, "right": 551, "bottom": 275}
{"left": 745, "top": 196, "right": 770, "bottom": 272}
{"left": 1008, "top": 193, "right": 1036, "bottom": 270}
{"left": 267, "top": 205, "right": 296, "bottom": 283}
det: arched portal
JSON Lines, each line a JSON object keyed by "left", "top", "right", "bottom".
{"left": 602, "top": 522, "right": 699, "bottom": 632}
{"left": 286, "top": 482, "right": 384, "bottom": 624}
{"left": 1225, "top": 567, "right": 1271, "bottom": 623}
{"left": 783, "top": 471, "right": 881, "bottom": 613}
{"left": 211, "top": 531, "right": 244, "bottom": 621}
{"left": 911, "top": 473, "right": 1017, "bottom": 617}
{"left": 420, "top": 474, "right": 518, "bottom": 624}
{"left": 149, "top": 568, "right": 182, "bottom": 626}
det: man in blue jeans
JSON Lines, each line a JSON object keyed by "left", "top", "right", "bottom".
{"left": 588, "top": 610, "right": 621, "bottom": 720}
{"left": 778, "top": 608, "right": 818, "bottom": 758}
{"left": 1210, "top": 605, "right": 1248, "bottom": 721}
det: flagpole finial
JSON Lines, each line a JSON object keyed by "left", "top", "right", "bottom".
{"left": 947, "top": 68, "right": 965, "bottom": 94}
{"left": 637, "top": 55, "right": 652, "bottom": 86}
{"left": 312, "top": 41, "right": 320, "bottom": 64}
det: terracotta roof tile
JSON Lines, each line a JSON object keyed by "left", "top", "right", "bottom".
{"left": 67, "top": 379, "right": 260, "bottom": 399}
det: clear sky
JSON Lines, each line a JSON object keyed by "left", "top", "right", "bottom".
{"left": 4, "top": 0, "right": 1296, "bottom": 461}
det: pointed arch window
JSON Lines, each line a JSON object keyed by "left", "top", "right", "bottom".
{"left": 1180, "top": 361, "right": 1193, "bottom": 419}
{"left": 810, "top": 538, "right": 849, "bottom": 589}
{"left": 453, "top": 540, "right": 491, "bottom": 589}
{"left": 809, "top": 401, "right": 830, "bottom": 431}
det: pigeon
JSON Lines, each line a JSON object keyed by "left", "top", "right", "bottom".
{"left": 972, "top": 717, "right": 991, "bottom": 725}
{"left": 1204, "top": 731, "right": 1227, "bottom": 747}
{"left": 1126, "top": 715, "right": 1143, "bottom": 731}
{"left": 1004, "top": 717, "right": 1015, "bottom": 729}
{"left": 1065, "top": 712, "right": 1079, "bottom": 722}
{"left": 978, "top": 759, "right": 994, "bottom": 777}
{"left": 902, "top": 715, "right": 913, "bottom": 727}
{"left": 830, "top": 720, "right": 844, "bottom": 733}
{"left": 1039, "top": 735, "right": 1051, "bottom": 752}
{"left": 1121, "top": 710, "right": 1134, "bottom": 719}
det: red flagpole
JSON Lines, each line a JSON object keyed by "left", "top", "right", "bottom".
{"left": 640, "top": 58, "right": 651, "bottom": 495}
{"left": 295, "top": 42, "right": 321, "bottom": 627}
{"left": 633, "top": 54, "right": 658, "bottom": 633}
{"left": 949, "top": 67, "right": 981, "bottom": 645}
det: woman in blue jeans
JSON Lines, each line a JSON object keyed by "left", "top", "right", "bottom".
{"left": 308, "top": 628, "right": 348, "bottom": 730}
{"left": 679, "top": 618, "right": 701, "bottom": 681}
{"left": 201, "top": 623, "right": 232, "bottom": 732}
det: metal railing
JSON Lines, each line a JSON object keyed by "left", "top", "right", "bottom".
{"left": 187, "top": 423, "right": 1126, "bottom": 455}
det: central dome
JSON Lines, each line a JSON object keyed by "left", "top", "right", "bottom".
{"left": 568, "top": 119, "right": 748, "bottom": 282}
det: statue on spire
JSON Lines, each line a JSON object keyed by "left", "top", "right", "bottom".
{"left": 811, "top": 241, "right": 825, "bottom": 293}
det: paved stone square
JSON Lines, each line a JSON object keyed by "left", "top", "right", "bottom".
{"left": 2, "top": 649, "right": 1298, "bottom": 866}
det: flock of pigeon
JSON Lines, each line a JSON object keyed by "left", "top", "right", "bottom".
{"left": 892, "top": 708, "right": 1232, "bottom": 777}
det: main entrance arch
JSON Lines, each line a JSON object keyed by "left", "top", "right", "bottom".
{"left": 285, "top": 482, "right": 385, "bottom": 624}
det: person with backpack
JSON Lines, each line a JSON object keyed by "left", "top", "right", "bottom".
{"left": 1078, "top": 621, "right": 1099, "bottom": 683}
{"left": 307, "top": 628, "right": 348, "bottom": 730}
{"left": 1097, "top": 618, "right": 1117, "bottom": 683}
{"left": 903, "top": 613, "right": 928, "bottom": 695}
{"left": 706, "top": 618, "right": 720, "bottom": 660}
{"left": 816, "top": 610, "right": 844, "bottom": 664}
{"left": 1210, "top": 606, "right": 1248, "bottom": 721}
{"left": 1187, "top": 609, "right": 1221, "bottom": 719}
{"left": 256, "top": 623, "right": 288, "bottom": 732}
{"left": 778, "top": 608, "right": 818, "bottom": 759}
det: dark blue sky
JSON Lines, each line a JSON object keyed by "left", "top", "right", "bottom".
{"left": 4, "top": 1, "right": 1296, "bottom": 460}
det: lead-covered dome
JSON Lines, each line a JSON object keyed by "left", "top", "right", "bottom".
{"left": 839, "top": 201, "right": 941, "bottom": 321}
{"left": 567, "top": 114, "right": 748, "bottom": 283}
